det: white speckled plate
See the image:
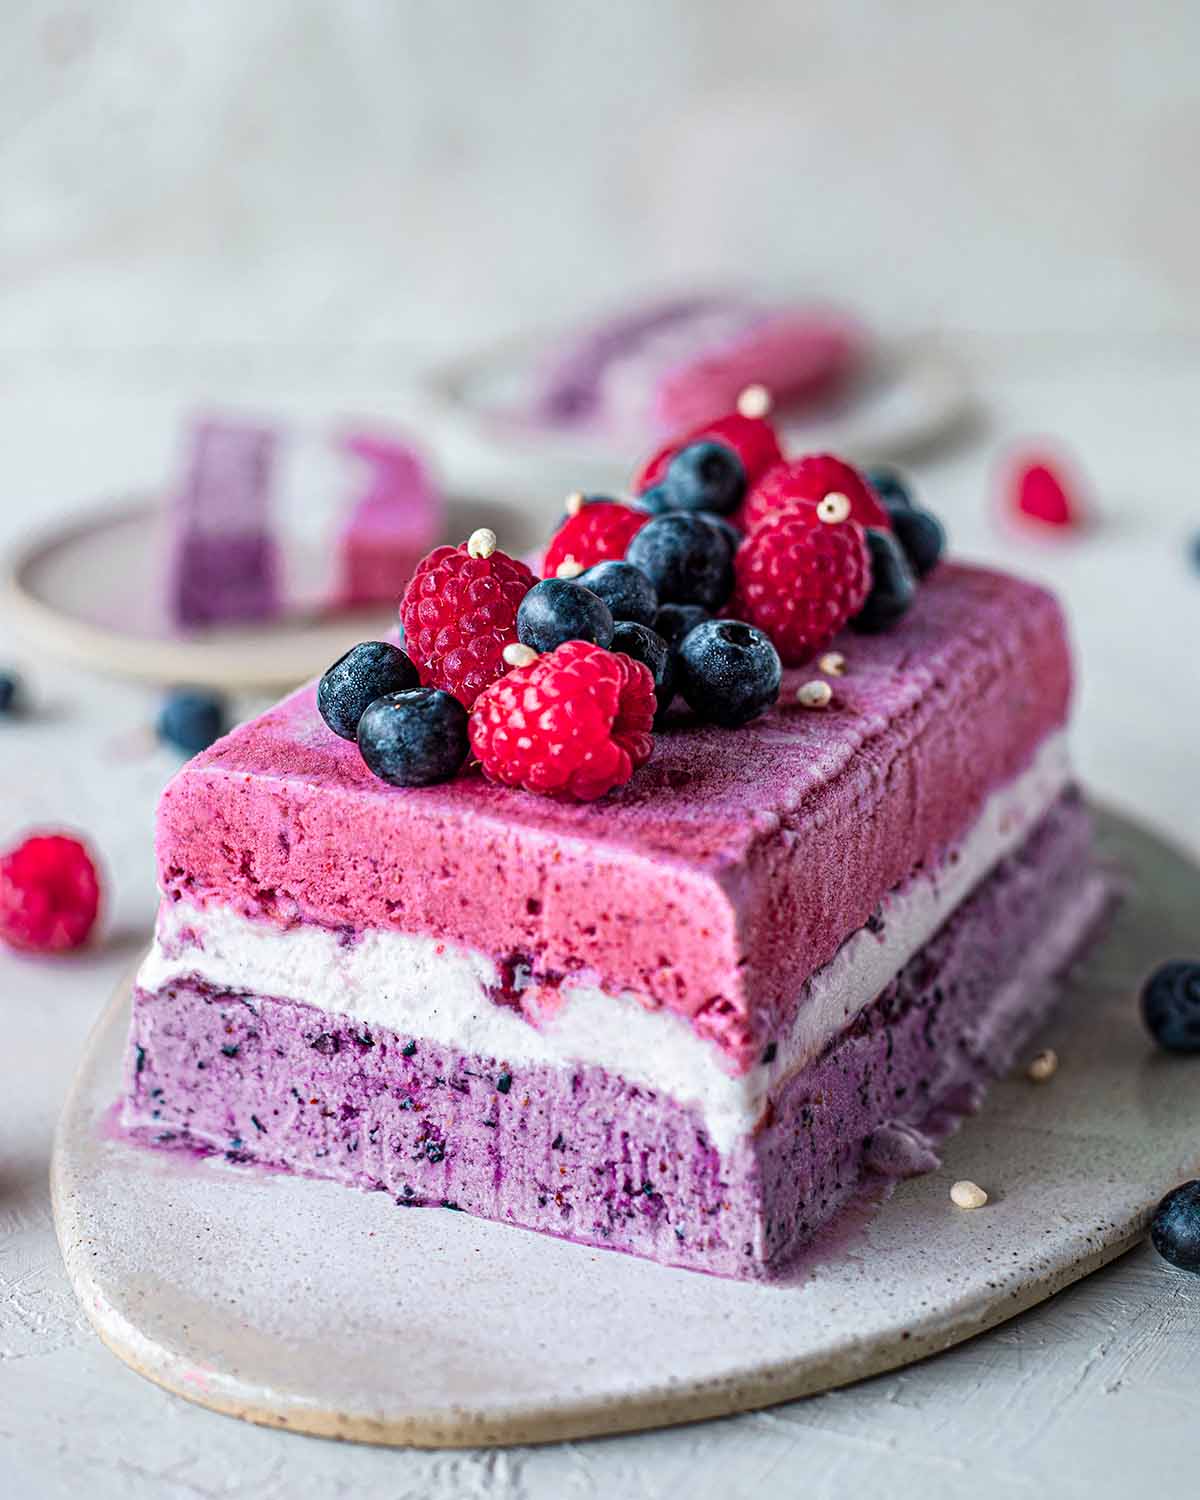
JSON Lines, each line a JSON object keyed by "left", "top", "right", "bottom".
{"left": 52, "top": 807, "right": 1200, "bottom": 1449}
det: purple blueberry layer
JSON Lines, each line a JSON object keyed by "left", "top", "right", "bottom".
{"left": 124, "top": 791, "right": 1108, "bottom": 1279}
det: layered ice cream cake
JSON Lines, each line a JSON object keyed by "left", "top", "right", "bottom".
{"left": 125, "top": 398, "right": 1110, "bottom": 1279}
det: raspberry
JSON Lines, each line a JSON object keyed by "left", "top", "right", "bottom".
{"left": 1010, "top": 456, "right": 1084, "bottom": 529}
{"left": 633, "top": 412, "right": 783, "bottom": 496}
{"left": 738, "top": 453, "right": 890, "bottom": 535}
{"left": 0, "top": 833, "right": 100, "bottom": 953}
{"left": 469, "top": 640, "right": 655, "bottom": 801}
{"left": 543, "top": 501, "right": 647, "bottom": 577}
{"left": 399, "top": 542, "right": 535, "bottom": 708}
{"left": 732, "top": 511, "right": 871, "bottom": 666}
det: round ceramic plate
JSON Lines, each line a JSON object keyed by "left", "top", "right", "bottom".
{"left": 1, "top": 493, "right": 540, "bottom": 690}
{"left": 52, "top": 807, "right": 1199, "bottom": 1449}
{"left": 428, "top": 334, "right": 976, "bottom": 479}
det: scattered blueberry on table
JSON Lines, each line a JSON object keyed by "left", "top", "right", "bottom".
{"left": 1141, "top": 960, "right": 1200, "bottom": 1052}
{"left": 1150, "top": 1180, "right": 1200, "bottom": 1272}
{"left": 318, "top": 641, "right": 419, "bottom": 741}
{"left": 157, "top": 689, "right": 228, "bottom": 754}
{"left": 0, "top": 671, "right": 22, "bottom": 715}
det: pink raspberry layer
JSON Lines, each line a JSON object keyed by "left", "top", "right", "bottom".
{"left": 126, "top": 792, "right": 1108, "bottom": 1279}
{"left": 156, "top": 564, "right": 1072, "bottom": 1073}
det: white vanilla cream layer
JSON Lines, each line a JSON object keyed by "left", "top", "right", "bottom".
{"left": 138, "top": 733, "right": 1070, "bottom": 1155}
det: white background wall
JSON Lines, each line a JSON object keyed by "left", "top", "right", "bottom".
{"left": 4, "top": 0, "right": 1199, "bottom": 375}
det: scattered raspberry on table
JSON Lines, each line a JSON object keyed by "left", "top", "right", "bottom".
{"left": 0, "top": 833, "right": 101, "bottom": 953}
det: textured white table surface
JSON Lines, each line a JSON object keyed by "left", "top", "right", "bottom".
{"left": 1, "top": 344, "right": 1198, "bottom": 1497}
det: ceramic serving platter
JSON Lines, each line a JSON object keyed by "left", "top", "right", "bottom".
{"left": 52, "top": 806, "right": 1200, "bottom": 1449}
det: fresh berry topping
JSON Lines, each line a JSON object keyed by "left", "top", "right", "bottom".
{"left": 574, "top": 560, "right": 658, "bottom": 626}
{"left": 738, "top": 453, "right": 890, "bottom": 534}
{"left": 543, "top": 500, "right": 647, "bottom": 577}
{"left": 1141, "top": 961, "right": 1200, "bottom": 1052}
{"left": 675, "top": 619, "right": 782, "bottom": 727}
{"left": 469, "top": 640, "right": 654, "bottom": 801}
{"left": 610, "top": 620, "right": 673, "bottom": 715}
{"left": 318, "top": 641, "right": 419, "bottom": 741}
{"left": 851, "top": 529, "right": 917, "bottom": 634}
{"left": 695, "top": 511, "right": 742, "bottom": 560}
{"left": 1010, "top": 455, "right": 1085, "bottom": 529}
{"left": 634, "top": 484, "right": 672, "bottom": 516}
{"left": 356, "top": 688, "right": 469, "bottom": 787}
{"left": 399, "top": 541, "right": 535, "bottom": 708}
{"left": 888, "top": 505, "right": 946, "bottom": 579}
{"left": 157, "top": 689, "right": 228, "bottom": 754}
{"left": 0, "top": 671, "right": 22, "bottom": 715}
{"left": 633, "top": 412, "right": 782, "bottom": 497}
{"left": 731, "top": 511, "right": 871, "bottom": 666}
{"left": 625, "top": 513, "right": 734, "bottom": 611}
{"left": 865, "top": 465, "right": 914, "bottom": 510}
{"left": 663, "top": 441, "right": 746, "bottom": 516}
{"left": 0, "top": 833, "right": 100, "bottom": 952}
{"left": 1150, "top": 1181, "right": 1200, "bottom": 1272}
{"left": 517, "top": 578, "right": 615, "bottom": 653}
{"left": 653, "top": 602, "right": 710, "bottom": 648}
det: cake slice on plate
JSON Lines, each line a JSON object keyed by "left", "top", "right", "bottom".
{"left": 126, "top": 403, "right": 1110, "bottom": 1279}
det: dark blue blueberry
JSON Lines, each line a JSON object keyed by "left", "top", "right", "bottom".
{"left": 654, "top": 602, "right": 709, "bottom": 648}
{"left": 356, "top": 688, "right": 469, "bottom": 787}
{"left": 889, "top": 505, "right": 946, "bottom": 579}
{"left": 696, "top": 511, "right": 742, "bottom": 561}
{"left": 851, "top": 529, "right": 917, "bottom": 634}
{"left": 611, "top": 621, "right": 673, "bottom": 714}
{"left": 516, "top": 578, "right": 614, "bottom": 653}
{"left": 865, "top": 465, "right": 914, "bottom": 510}
{"left": 664, "top": 440, "right": 747, "bottom": 515}
{"left": 675, "top": 619, "right": 782, "bottom": 727}
{"left": 1191, "top": 531, "right": 1200, "bottom": 573}
{"left": 625, "top": 513, "right": 734, "bottom": 611}
{"left": 575, "top": 560, "right": 658, "bottom": 626}
{"left": 158, "top": 689, "right": 228, "bottom": 754}
{"left": 634, "top": 483, "right": 673, "bottom": 515}
{"left": 1150, "top": 1180, "right": 1200, "bottom": 1272}
{"left": 318, "top": 640, "right": 419, "bottom": 741}
{"left": 0, "top": 672, "right": 21, "bottom": 715}
{"left": 1141, "top": 960, "right": 1200, "bottom": 1052}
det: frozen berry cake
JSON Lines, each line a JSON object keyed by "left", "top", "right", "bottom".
{"left": 125, "top": 398, "right": 1110, "bottom": 1279}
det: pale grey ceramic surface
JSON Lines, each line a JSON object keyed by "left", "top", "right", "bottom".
{"left": 52, "top": 808, "right": 1199, "bottom": 1449}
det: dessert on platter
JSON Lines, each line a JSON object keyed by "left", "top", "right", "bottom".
{"left": 125, "top": 390, "right": 1111, "bottom": 1280}
{"left": 528, "top": 293, "right": 863, "bottom": 437}
{"left": 166, "top": 417, "right": 441, "bottom": 628}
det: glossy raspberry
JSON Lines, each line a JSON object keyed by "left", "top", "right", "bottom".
{"left": 0, "top": 833, "right": 101, "bottom": 953}
{"left": 732, "top": 512, "right": 871, "bottom": 666}
{"left": 399, "top": 543, "right": 535, "bottom": 708}
{"left": 469, "top": 640, "right": 655, "bottom": 801}
{"left": 738, "top": 453, "right": 891, "bottom": 535}
{"left": 632, "top": 412, "right": 783, "bottom": 496}
{"left": 543, "top": 502, "right": 647, "bottom": 577}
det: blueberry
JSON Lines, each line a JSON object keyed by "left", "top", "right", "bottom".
{"left": 865, "top": 465, "right": 914, "bottom": 510}
{"left": 318, "top": 641, "right": 419, "bottom": 741}
{"left": 157, "top": 689, "right": 228, "bottom": 754}
{"left": 675, "top": 619, "right": 781, "bottom": 726}
{"left": 356, "top": 688, "right": 468, "bottom": 787}
{"left": 611, "top": 620, "right": 673, "bottom": 714}
{"left": 634, "top": 483, "right": 673, "bottom": 516}
{"left": 851, "top": 529, "right": 917, "bottom": 634}
{"left": 0, "top": 672, "right": 21, "bottom": 715}
{"left": 654, "top": 602, "right": 710, "bottom": 648}
{"left": 574, "top": 560, "right": 658, "bottom": 627}
{"left": 889, "top": 506, "right": 946, "bottom": 579}
{"left": 1141, "top": 960, "right": 1200, "bottom": 1052}
{"left": 517, "top": 578, "right": 614, "bottom": 653}
{"left": 1150, "top": 1181, "right": 1200, "bottom": 1272}
{"left": 625, "top": 513, "right": 734, "bottom": 611}
{"left": 696, "top": 511, "right": 742, "bottom": 560}
{"left": 664, "top": 440, "right": 746, "bottom": 515}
